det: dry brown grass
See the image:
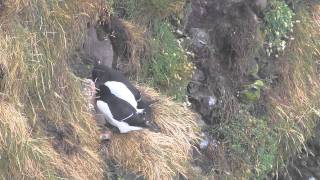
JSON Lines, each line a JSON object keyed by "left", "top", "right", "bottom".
{"left": 120, "top": 20, "right": 147, "bottom": 76}
{"left": 267, "top": 0, "right": 320, "bottom": 169}
{"left": 98, "top": 9, "right": 147, "bottom": 77}
{"left": 0, "top": 0, "right": 106, "bottom": 179}
{"left": 108, "top": 85, "right": 200, "bottom": 180}
{"left": 0, "top": 102, "right": 104, "bottom": 179}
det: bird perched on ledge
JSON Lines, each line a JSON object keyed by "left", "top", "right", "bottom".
{"left": 96, "top": 84, "right": 146, "bottom": 133}
{"left": 91, "top": 64, "right": 160, "bottom": 133}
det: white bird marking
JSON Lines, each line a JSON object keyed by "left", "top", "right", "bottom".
{"left": 136, "top": 109, "right": 144, "bottom": 114}
{"left": 119, "top": 113, "right": 134, "bottom": 121}
{"left": 96, "top": 100, "right": 143, "bottom": 133}
{"left": 136, "top": 95, "right": 142, "bottom": 102}
{"left": 104, "top": 81, "right": 137, "bottom": 108}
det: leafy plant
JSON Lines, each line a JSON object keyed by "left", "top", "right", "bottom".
{"left": 208, "top": 111, "right": 278, "bottom": 179}
{"left": 238, "top": 80, "right": 266, "bottom": 103}
{"left": 143, "top": 21, "right": 194, "bottom": 100}
{"left": 264, "top": 0, "right": 295, "bottom": 57}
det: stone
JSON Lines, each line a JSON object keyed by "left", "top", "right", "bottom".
{"left": 199, "top": 133, "right": 210, "bottom": 150}
{"left": 81, "top": 79, "right": 96, "bottom": 111}
{"left": 82, "top": 23, "right": 114, "bottom": 67}
{"left": 189, "top": 28, "right": 209, "bottom": 49}
{"left": 192, "top": 166, "right": 203, "bottom": 174}
{"left": 100, "top": 130, "right": 112, "bottom": 140}
{"left": 197, "top": 118, "right": 207, "bottom": 128}
{"left": 192, "top": 69, "right": 206, "bottom": 82}
{"left": 308, "top": 177, "right": 316, "bottom": 180}
{"left": 207, "top": 96, "right": 217, "bottom": 109}
{"left": 254, "top": 0, "right": 267, "bottom": 10}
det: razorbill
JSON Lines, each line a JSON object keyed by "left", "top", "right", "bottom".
{"left": 92, "top": 64, "right": 141, "bottom": 102}
{"left": 96, "top": 84, "right": 146, "bottom": 133}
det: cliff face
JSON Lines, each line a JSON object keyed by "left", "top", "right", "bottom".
{"left": 82, "top": 23, "right": 114, "bottom": 67}
{"left": 185, "top": 0, "right": 264, "bottom": 124}
{"left": 184, "top": 0, "right": 320, "bottom": 179}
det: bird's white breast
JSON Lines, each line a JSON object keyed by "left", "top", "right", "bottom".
{"left": 96, "top": 100, "right": 114, "bottom": 121}
{"left": 104, "top": 81, "right": 137, "bottom": 108}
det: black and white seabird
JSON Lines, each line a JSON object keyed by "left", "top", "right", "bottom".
{"left": 92, "top": 64, "right": 141, "bottom": 102}
{"left": 96, "top": 84, "right": 146, "bottom": 133}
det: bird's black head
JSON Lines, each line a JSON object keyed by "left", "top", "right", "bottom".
{"left": 92, "top": 65, "right": 106, "bottom": 82}
{"left": 96, "top": 85, "right": 111, "bottom": 100}
{"left": 91, "top": 64, "right": 112, "bottom": 82}
{"left": 92, "top": 68, "right": 102, "bottom": 82}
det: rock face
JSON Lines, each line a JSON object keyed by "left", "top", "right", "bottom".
{"left": 185, "top": 0, "right": 262, "bottom": 124}
{"left": 82, "top": 23, "right": 114, "bottom": 67}
{"left": 185, "top": 1, "right": 320, "bottom": 179}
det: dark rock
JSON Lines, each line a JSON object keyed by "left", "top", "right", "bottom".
{"left": 0, "top": 0, "right": 4, "bottom": 14}
{"left": 192, "top": 69, "right": 206, "bottom": 82}
{"left": 82, "top": 23, "right": 114, "bottom": 67}
{"left": 248, "top": 0, "right": 267, "bottom": 18}
{"left": 190, "top": 28, "right": 209, "bottom": 49}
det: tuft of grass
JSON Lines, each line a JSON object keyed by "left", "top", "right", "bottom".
{"left": 267, "top": 1, "right": 320, "bottom": 176}
{"left": 111, "top": 0, "right": 186, "bottom": 24}
{"left": 207, "top": 110, "right": 278, "bottom": 179}
{"left": 141, "top": 21, "right": 194, "bottom": 100}
{"left": 108, "top": 85, "right": 200, "bottom": 180}
{"left": 104, "top": 1, "right": 192, "bottom": 100}
{"left": 0, "top": 1, "right": 105, "bottom": 179}
{"left": 0, "top": 103, "right": 56, "bottom": 179}
{"left": 97, "top": 11, "right": 147, "bottom": 76}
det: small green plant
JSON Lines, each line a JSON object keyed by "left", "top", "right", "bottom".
{"left": 208, "top": 112, "right": 278, "bottom": 179}
{"left": 143, "top": 21, "right": 194, "bottom": 100}
{"left": 264, "top": 0, "right": 295, "bottom": 57}
{"left": 112, "top": 0, "right": 185, "bottom": 23}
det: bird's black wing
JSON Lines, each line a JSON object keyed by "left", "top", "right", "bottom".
{"left": 92, "top": 64, "right": 141, "bottom": 101}
{"left": 106, "top": 96, "right": 136, "bottom": 121}
{"left": 107, "top": 96, "right": 147, "bottom": 127}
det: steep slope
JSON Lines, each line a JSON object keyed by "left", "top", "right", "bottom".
{"left": 0, "top": 1, "right": 105, "bottom": 179}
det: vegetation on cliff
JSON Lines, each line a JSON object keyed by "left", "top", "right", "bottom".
{"left": 0, "top": 0, "right": 319, "bottom": 179}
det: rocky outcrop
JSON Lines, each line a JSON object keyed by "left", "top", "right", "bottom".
{"left": 185, "top": 0, "right": 264, "bottom": 124}
{"left": 82, "top": 23, "right": 114, "bottom": 67}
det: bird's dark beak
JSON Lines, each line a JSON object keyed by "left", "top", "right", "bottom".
{"left": 145, "top": 121, "right": 160, "bottom": 133}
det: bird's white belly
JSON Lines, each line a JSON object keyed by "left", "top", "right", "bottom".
{"left": 96, "top": 100, "right": 117, "bottom": 126}
{"left": 104, "top": 81, "right": 137, "bottom": 108}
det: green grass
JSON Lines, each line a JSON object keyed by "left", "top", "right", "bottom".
{"left": 108, "top": 0, "right": 192, "bottom": 101}
{"left": 141, "top": 21, "right": 194, "bottom": 100}
{"left": 111, "top": 0, "right": 185, "bottom": 23}
{"left": 206, "top": 107, "right": 278, "bottom": 179}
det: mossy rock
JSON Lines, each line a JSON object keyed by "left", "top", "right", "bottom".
{"left": 239, "top": 80, "right": 265, "bottom": 103}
